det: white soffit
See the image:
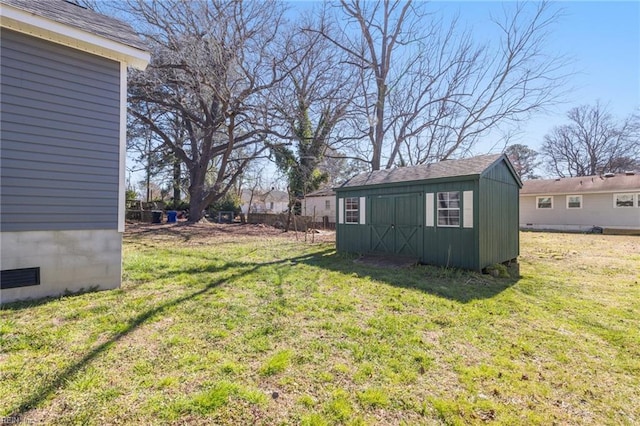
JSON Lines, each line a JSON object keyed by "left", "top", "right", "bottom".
{"left": 0, "top": 4, "right": 149, "bottom": 69}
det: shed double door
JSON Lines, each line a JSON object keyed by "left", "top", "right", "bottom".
{"left": 370, "top": 194, "right": 422, "bottom": 257}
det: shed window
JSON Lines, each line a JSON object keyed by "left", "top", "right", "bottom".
{"left": 614, "top": 193, "right": 635, "bottom": 208}
{"left": 566, "top": 195, "right": 582, "bottom": 209}
{"left": 537, "top": 196, "right": 553, "bottom": 209}
{"left": 437, "top": 192, "right": 460, "bottom": 227}
{"left": 345, "top": 197, "right": 359, "bottom": 223}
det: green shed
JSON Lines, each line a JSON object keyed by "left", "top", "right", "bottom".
{"left": 334, "top": 154, "right": 522, "bottom": 271}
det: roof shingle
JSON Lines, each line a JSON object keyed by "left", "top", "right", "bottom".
{"left": 306, "top": 187, "right": 336, "bottom": 197}
{"left": 2, "top": 0, "right": 147, "bottom": 51}
{"left": 520, "top": 173, "right": 640, "bottom": 195}
{"left": 337, "top": 154, "right": 505, "bottom": 189}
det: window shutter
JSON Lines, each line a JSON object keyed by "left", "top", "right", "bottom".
{"left": 425, "top": 193, "right": 434, "bottom": 227}
{"left": 338, "top": 198, "right": 344, "bottom": 224}
{"left": 359, "top": 197, "right": 366, "bottom": 224}
{"left": 463, "top": 191, "right": 473, "bottom": 228}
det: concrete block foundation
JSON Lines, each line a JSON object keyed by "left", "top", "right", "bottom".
{"left": 1, "top": 229, "right": 122, "bottom": 304}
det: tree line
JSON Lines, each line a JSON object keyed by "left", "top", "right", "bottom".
{"left": 506, "top": 102, "right": 639, "bottom": 180}
{"left": 87, "top": 0, "right": 636, "bottom": 222}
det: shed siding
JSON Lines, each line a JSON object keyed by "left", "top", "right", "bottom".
{"left": 337, "top": 179, "right": 482, "bottom": 269}
{"left": 479, "top": 178, "right": 520, "bottom": 268}
{"left": 422, "top": 180, "right": 478, "bottom": 270}
{"left": 482, "top": 161, "right": 518, "bottom": 185}
{"left": 336, "top": 157, "right": 520, "bottom": 271}
{"left": 0, "top": 29, "right": 121, "bottom": 232}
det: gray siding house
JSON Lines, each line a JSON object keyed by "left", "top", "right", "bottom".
{"left": 520, "top": 173, "right": 640, "bottom": 232}
{"left": 1, "top": 0, "right": 149, "bottom": 303}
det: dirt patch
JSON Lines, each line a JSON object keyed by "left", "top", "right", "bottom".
{"left": 353, "top": 254, "right": 419, "bottom": 269}
{"left": 124, "top": 221, "right": 336, "bottom": 244}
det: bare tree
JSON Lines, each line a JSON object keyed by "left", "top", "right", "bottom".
{"left": 126, "top": 0, "right": 288, "bottom": 222}
{"left": 541, "top": 103, "right": 640, "bottom": 177}
{"left": 313, "top": 0, "right": 569, "bottom": 170}
{"left": 267, "top": 9, "right": 356, "bottom": 229}
{"left": 504, "top": 144, "right": 541, "bottom": 180}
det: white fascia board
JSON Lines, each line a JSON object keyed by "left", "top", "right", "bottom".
{"left": 1, "top": 4, "right": 150, "bottom": 69}
{"left": 118, "top": 62, "right": 127, "bottom": 233}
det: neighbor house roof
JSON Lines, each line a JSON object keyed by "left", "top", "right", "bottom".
{"left": 306, "top": 187, "right": 336, "bottom": 197}
{"left": 337, "top": 154, "right": 515, "bottom": 190}
{"left": 1, "top": 0, "right": 149, "bottom": 68}
{"left": 240, "top": 189, "right": 288, "bottom": 203}
{"left": 521, "top": 173, "right": 640, "bottom": 195}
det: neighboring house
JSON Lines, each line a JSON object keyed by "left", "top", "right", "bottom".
{"left": 335, "top": 154, "right": 522, "bottom": 271}
{"left": 303, "top": 187, "right": 336, "bottom": 223}
{"left": 240, "top": 189, "right": 289, "bottom": 214}
{"left": 1, "top": 0, "right": 150, "bottom": 303}
{"left": 520, "top": 172, "right": 640, "bottom": 232}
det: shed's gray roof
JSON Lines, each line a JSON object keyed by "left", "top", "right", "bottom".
{"left": 337, "top": 154, "right": 505, "bottom": 189}
{"left": 2, "top": 0, "right": 148, "bottom": 51}
{"left": 521, "top": 173, "right": 640, "bottom": 195}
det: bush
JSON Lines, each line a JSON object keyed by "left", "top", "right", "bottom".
{"left": 165, "top": 200, "right": 190, "bottom": 211}
{"left": 208, "top": 193, "right": 241, "bottom": 216}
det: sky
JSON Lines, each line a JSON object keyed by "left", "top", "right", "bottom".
{"left": 416, "top": 1, "right": 640, "bottom": 155}
{"left": 287, "top": 0, "right": 639, "bottom": 160}
{"left": 496, "top": 1, "right": 639, "bottom": 154}
{"left": 127, "top": 1, "right": 640, "bottom": 190}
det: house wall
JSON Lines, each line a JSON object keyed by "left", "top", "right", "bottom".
{"left": 0, "top": 229, "right": 122, "bottom": 303}
{"left": 303, "top": 196, "right": 336, "bottom": 223}
{"left": 1, "top": 29, "right": 121, "bottom": 232}
{"left": 520, "top": 192, "right": 640, "bottom": 231}
{"left": 0, "top": 29, "right": 123, "bottom": 303}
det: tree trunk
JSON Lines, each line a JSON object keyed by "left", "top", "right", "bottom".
{"left": 188, "top": 195, "right": 206, "bottom": 223}
{"left": 172, "top": 159, "right": 181, "bottom": 203}
{"left": 187, "top": 167, "right": 206, "bottom": 223}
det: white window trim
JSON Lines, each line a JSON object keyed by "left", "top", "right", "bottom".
{"left": 345, "top": 197, "right": 359, "bottom": 224}
{"left": 437, "top": 191, "right": 461, "bottom": 228}
{"left": 536, "top": 196, "right": 553, "bottom": 209}
{"left": 338, "top": 198, "right": 344, "bottom": 224}
{"left": 613, "top": 193, "right": 636, "bottom": 208}
{"left": 566, "top": 195, "right": 582, "bottom": 209}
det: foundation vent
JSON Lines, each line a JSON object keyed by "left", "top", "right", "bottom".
{"left": 1, "top": 267, "right": 41, "bottom": 289}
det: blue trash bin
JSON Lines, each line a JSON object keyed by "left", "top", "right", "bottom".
{"left": 167, "top": 210, "right": 177, "bottom": 223}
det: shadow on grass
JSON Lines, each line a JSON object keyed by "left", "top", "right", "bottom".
{"left": 298, "top": 251, "right": 520, "bottom": 303}
{"left": 6, "top": 244, "right": 512, "bottom": 419}
{"left": 5, "top": 250, "right": 327, "bottom": 421}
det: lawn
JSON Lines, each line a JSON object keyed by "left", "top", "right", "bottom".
{"left": 1, "top": 225, "right": 639, "bottom": 425}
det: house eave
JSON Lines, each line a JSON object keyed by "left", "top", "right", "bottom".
{"left": 0, "top": 4, "right": 150, "bottom": 69}
{"left": 521, "top": 189, "right": 640, "bottom": 197}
